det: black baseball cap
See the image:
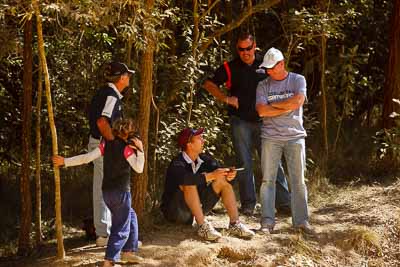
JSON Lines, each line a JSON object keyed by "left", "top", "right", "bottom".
{"left": 105, "top": 62, "right": 135, "bottom": 77}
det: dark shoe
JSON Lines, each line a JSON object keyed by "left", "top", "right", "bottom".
{"left": 294, "top": 223, "right": 316, "bottom": 235}
{"left": 260, "top": 219, "right": 275, "bottom": 234}
{"left": 260, "top": 223, "right": 274, "bottom": 234}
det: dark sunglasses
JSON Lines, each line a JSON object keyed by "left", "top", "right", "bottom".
{"left": 237, "top": 43, "right": 254, "bottom": 52}
{"left": 261, "top": 61, "right": 280, "bottom": 71}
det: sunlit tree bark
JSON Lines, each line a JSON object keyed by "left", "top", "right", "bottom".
{"left": 320, "top": 34, "right": 328, "bottom": 168}
{"left": 132, "top": 0, "right": 155, "bottom": 219}
{"left": 35, "top": 62, "right": 43, "bottom": 246}
{"left": 32, "top": 0, "right": 65, "bottom": 258}
{"left": 317, "top": 0, "right": 329, "bottom": 171}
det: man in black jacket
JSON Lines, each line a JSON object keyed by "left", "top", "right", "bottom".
{"left": 161, "top": 128, "right": 255, "bottom": 241}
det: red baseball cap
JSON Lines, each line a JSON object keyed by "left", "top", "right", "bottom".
{"left": 177, "top": 128, "right": 204, "bottom": 150}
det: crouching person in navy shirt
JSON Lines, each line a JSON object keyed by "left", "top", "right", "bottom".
{"left": 160, "top": 128, "right": 255, "bottom": 241}
{"left": 53, "top": 118, "right": 145, "bottom": 267}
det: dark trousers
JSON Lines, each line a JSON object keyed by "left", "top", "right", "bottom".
{"left": 103, "top": 190, "right": 139, "bottom": 262}
{"left": 162, "top": 185, "right": 220, "bottom": 224}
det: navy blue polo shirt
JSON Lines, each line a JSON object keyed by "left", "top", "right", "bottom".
{"left": 160, "top": 153, "right": 220, "bottom": 213}
{"left": 89, "top": 83, "right": 123, "bottom": 139}
{"left": 209, "top": 56, "right": 266, "bottom": 122}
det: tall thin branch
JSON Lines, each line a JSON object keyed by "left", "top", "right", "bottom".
{"left": 35, "top": 62, "right": 43, "bottom": 246}
{"left": 32, "top": 0, "right": 65, "bottom": 258}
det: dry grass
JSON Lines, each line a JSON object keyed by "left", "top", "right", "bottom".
{"left": 336, "top": 226, "right": 382, "bottom": 256}
{"left": 307, "top": 168, "right": 336, "bottom": 205}
{"left": 217, "top": 246, "right": 257, "bottom": 263}
{"left": 288, "top": 234, "right": 321, "bottom": 260}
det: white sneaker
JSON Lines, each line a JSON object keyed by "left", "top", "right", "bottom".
{"left": 197, "top": 221, "right": 222, "bottom": 241}
{"left": 96, "top": 236, "right": 109, "bottom": 247}
{"left": 138, "top": 240, "right": 142, "bottom": 247}
{"left": 229, "top": 221, "right": 255, "bottom": 239}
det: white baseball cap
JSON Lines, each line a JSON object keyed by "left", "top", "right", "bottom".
{"left": 259, "top": 47, "right": 284, "bottom": 69}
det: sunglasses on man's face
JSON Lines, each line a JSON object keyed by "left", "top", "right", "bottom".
{"left": 261, "top": 61, "right": 280, "bottom": 71}
{"left": 237, "top": 43, "right": 254, "bottom": 52}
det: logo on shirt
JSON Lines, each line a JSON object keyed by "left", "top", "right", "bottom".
{"left": 268, "top": 91, "right": 294, "bottom": 103}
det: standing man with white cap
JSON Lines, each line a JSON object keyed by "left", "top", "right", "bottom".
{"left": 203, "top": 33, "right": 291, "bottom": 216}
{"left": 88, "top": 62, "right": 135, "bottom": 246}
{"left": 256, "top": 48, "right": 312, "bottom": 234}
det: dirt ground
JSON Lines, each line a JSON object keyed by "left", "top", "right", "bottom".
{"left": 1, "top": 180, "right": 400, "bottom": 267}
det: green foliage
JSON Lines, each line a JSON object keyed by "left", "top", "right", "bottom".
{"left": 119, "top": 1, "right": 179, "bottom": 53}
{"left": 157, "top": 92, "right": 232, "bottom": 162}
{"left": 0, "top": 1, "right": 397, "bottom": 249}
{"left": 374, "top": 100, "right": 400, "bottom": 160}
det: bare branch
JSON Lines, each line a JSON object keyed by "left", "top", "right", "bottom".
{"left": 199, "top": 0, "right": 221, "bottom": 21}
{"left": 199, "top": 0, "right": 281, "bottom": 54}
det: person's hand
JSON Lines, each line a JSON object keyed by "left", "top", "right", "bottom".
{"left": 52, "top": 155, "right": 65, "bottom": 167}
{"left": 206, "top": 168, "right": 229, "bottom": 182}
{"left": 129, "top": 138, "right": 143, "bottom": 152}
{"left": 226, "top": 167, "right": 237, "bottom": 181}
{"left": 225, "top": 96, "right": 239, "bottom": 109}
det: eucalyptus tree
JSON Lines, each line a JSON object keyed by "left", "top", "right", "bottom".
{"left": 18, "top": 6, "right": 33, "bottom": 256}
{"left": 132, "top": 0, "right": 157, "bottom": 218}
{"left": 382, "top": 0, "right": 400, "bottom": 129}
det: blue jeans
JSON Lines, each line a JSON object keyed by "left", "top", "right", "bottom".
{"left": 88, "top": 136, "right": 111, "bottom": 237}
{"left": 103, "top": 191, "right": 139, "bottom": 262}
{"left": 260, "top": 138, "right": 309, "bottom": 226}
{"left": 230, "top": 116, "right": 291, "bottom": 210}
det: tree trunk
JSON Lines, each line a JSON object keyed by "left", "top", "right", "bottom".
{"left": 18, "top": 16, "right": 33, "bottom": 256}
{"left": 320, "top": 34, "right": 329, "bottom": 169}
{"left": 382, "top": 0, "right": 400, "bottom": 129}
{"left": 318, "top": 0, "right": 329, "bottom": 172}
{"left": 186, "top": 0, "right": 199, "bottom": 124}
{"left": 132, "top": 0, "right": 155, "bottom": 219}
{"left": 35, "top": 62, "right": 43, "bottom": 246}
{"left": 32, "top": 0, "right": 65, "bottom": 258}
